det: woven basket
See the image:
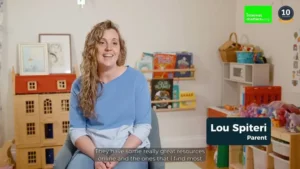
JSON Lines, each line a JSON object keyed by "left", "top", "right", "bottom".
{"left": 219, "top": 32, "right": 241, "bottom": 62}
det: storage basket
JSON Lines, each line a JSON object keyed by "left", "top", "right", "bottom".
{"left": 236, "top": 51, "right": 254, "bottom": 63}
{"left": 271, "top": 138, "right": 290, "bottom": 157}
{"left": 219, "top": 32, "right": 241, "bottom": 62}
{"left": 269, "top": 153, "right": 290, "bottom": 169}
{"left": 250, "top": 146, "right": 267, "bottom": 169}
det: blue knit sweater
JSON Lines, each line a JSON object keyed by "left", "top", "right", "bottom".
{"left": 69, "top": 66, "right": 151, "bottom": 148}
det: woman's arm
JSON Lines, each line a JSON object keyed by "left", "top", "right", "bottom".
{"left": 69, "top": 80, "right": 96, "bottom": 159}
{"left": 123, "top": 73, "right": 152, "bottom": 148}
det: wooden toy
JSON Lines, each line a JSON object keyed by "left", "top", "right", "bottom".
{"left": 12, "top": 66, "right": 79, "bottom": 169}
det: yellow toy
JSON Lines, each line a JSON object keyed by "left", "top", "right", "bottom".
{"left": 272, "top": 118, "right": 281, "bottom": 127}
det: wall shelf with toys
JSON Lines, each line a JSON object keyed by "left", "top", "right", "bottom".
{"left": 141, "top": 68, "right": 196, "bottom": 81}
{"left": 136, "top": 52, "right": 197, "bottom": 112}
{"left": 151, "top": 99, "right": 196, "bottom": 112}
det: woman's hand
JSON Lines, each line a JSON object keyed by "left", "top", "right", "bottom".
{"left": 95, "top": 161, "right": 108, "bottom": 169}
{"left": 105, "top": 161, "right": 119, "bottom": 169}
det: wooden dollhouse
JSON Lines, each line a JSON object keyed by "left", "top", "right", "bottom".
{"left": 12, "top": 67, "right": 78, "bottom": 169}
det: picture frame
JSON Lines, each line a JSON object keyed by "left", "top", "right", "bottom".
{"left": 18, "top": 43, "right": 49, "bottom": 75}
{"left": 38, "top": 34, "right": 72, "bottom": 74}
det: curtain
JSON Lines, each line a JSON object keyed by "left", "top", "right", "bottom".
{"left": 0, "top": 0, "right": 4, "bottom": 146}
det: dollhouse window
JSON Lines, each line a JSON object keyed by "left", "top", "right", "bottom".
{"left": 62, "top": 121, "right": 70, "bottom": 133}
{"left": 27, "top": 151, "right": 37, "bottom": 164}
{"left": 26, "top": 123, "right": 35, "bottom": 135}
{"left": 57, "top": 80, "right": 66, "bottom": 90}
{"left": 27, "top": 81, "right": 37, "bottom": 91}
{"left": 61, "top": 99, "right": 69, "bottom": 111}
{"left": 43, "top": 99, "right": 52, "bottom": 114}
{"left": 26, "top": 100, "right": 34, "bottom": 113}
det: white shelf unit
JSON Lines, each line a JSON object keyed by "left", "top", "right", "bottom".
{"left": 221, "top": 62, "right": 270, "bottom": 106}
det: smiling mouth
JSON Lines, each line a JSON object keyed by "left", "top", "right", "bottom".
{"left": 103, "top": 54, "right": 114, "bottom": 58}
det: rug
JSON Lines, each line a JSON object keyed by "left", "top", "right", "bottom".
{"left": 165, "top": 162, "right": 201, "bottom": 169}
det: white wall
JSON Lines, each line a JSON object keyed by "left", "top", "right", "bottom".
{"left": 236, "top": 0, "right": 300, "bottom": 105}
{"left": 0, "top": 0, "right": 7, "bottom": 146}
{"left": 0, "top": 0, "right": 236, "bottom": 147}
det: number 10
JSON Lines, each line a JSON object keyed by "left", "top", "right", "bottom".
{"left": 281, "top": 9, "right": 291, "bottom": 16}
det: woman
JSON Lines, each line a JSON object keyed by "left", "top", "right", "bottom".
{"left": 67, "top": 20, "right": 152, "bottom": 169}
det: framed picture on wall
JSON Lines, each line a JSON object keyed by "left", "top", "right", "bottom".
{"left": 18, "top": 43, "right": 49, "bottom": 75}
{"left": 39, "top": 34, "right": 72, "bottom": 74}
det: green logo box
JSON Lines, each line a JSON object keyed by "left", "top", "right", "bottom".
{"left": 244, "top": 6, "right": 272, "bottom": 24}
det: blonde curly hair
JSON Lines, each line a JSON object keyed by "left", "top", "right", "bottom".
{"left": 79, "top": 20, "right": 127, "bottom": 118}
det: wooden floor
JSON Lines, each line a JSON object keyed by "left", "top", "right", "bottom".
{"left": 194, "top": 148, "right": 228, "bottom": 169}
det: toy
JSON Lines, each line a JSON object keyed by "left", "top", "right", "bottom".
{"left": 285, "top": 113, "right": 300, "bottom": 133}
{"left": 277, "top": 108, "right": 287, "bottom": 126}
{"left": 253, "top": 52, "right": 267, "bottom": 64}
{"left": 282, "top": 103, "right": 300, "bottom": 114}
{"left": 270, "top": 108, "right": 287, "bottom": 127}
{"left": 257, "top": 107, "right": 268, "bottom": 117}
{"left": 224, "top": 104, "right": 236, "bottom": 111}
{"left": 239, "top": 103, "right": 259, "bottom": 117}
{"left": 271, "top": 110, "right": 277, "bottom": 119}
{"left": 267, "top": 107, "right": 275, "bottom": 118}
{"left": 239, "top": 101, "right": 299, "bottom": 122}
{"left": 271, "top": 118, "right": 280, "bottom": 127}
{"left": 268, "top": 101, "right": 285, "bottom": 109}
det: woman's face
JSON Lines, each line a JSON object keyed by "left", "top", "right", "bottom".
{"left": 97, "top": 28, "right": 121, "bottom": 69}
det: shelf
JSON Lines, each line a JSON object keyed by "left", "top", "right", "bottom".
{"left": 222, "top": 62, "right": 271, "bottom": 106}
{"left": 228, "top": 127, "right": 300, "bottom": 169}
{"left": 271, "top": 127, "right": 300, "bottom": 143}
{"left": 224, "top": 78, "right": 252, "bottom": 85}
{"left": 151, "top": 99, "right": 196, "bottom": 104}
{"left": 138, "top": 64, "right": 197, "bottom": 113}
{"left": 154, "top": 107, "right": 195, "bottom": 112}
{"left": 147, "top": 77, "right": 195, "bottom": 81}
{"left": 141, "top": 68, "right": 196, "bottom": 73}
{"left": 152, "top": 99, "right": 196, "bottom": 112}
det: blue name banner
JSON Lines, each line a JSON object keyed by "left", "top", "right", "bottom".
{"left": 206, "top": 117, "right": 271, "bottom": 145}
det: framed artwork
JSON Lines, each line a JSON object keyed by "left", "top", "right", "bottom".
{"left": 39, "top": 34, "right": 72, "bottom": 73}
{"left": 18, "top": 43, "right": 49, "bottom": 75}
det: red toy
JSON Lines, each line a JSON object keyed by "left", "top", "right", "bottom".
{"left": 282, "top": 104, "right": 300, "bottom": 114}
{"left": 276, "top": 108, "right": 287, "bottom": 126}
